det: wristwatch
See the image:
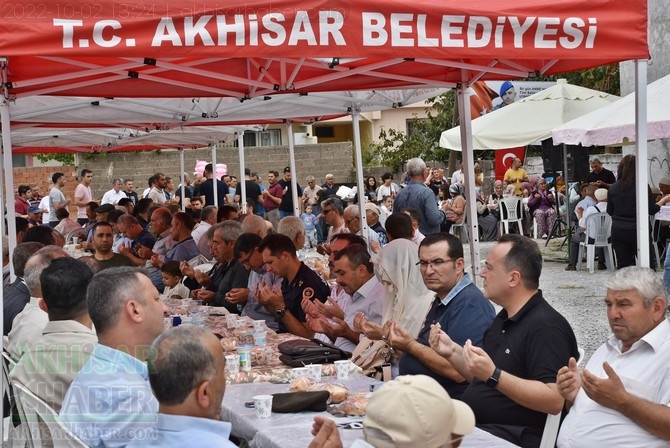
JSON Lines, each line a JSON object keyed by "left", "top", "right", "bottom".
{"left": 275, "top": 307, "right": 287, "bottom": 319}
{"left": 486, "top": 367, "right": 501, "bottom": 388}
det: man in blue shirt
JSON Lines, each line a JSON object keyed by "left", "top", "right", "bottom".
{"left": 386, "top": 233, "right": 495, "bottom": 398}
{"left": 129, "top": 326, "right": 236, "bottom": 448}
{"left": 393, "top": 157, "right": 447, "bottom": 235}
{"left": 61, "top": 267, "right": 169, "bottom": 448}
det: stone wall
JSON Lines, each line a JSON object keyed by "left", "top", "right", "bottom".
{"left": 75, "top": 142, "right": 353, "bottom": 199}
{"left": 7, "top": 152, "right": 621, "bottom": 207}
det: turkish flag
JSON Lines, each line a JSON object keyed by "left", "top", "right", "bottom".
{"left": 495, "top": 147, "right": 526, "bottom": 181}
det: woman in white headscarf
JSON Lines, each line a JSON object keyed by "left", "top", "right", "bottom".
{"left": 354, "top": 238, "right": 434, "bottom": 340}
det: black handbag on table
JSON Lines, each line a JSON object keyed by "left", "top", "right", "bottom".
{"left": 278, "top": 338, "right": 351, "bottom": 367}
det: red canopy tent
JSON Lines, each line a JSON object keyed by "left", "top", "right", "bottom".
{"left": 0, "top": 0, "right": 650, "bottom": 260}
{"left": 0, "top": 0, "right": 651, "bottom": 372}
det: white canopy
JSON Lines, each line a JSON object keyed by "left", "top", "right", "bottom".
{"left": 552, "top": 73, "right": 670, "bottom": 146}
{"left": 440, "top": 79, "right": 619, "bottom": 150}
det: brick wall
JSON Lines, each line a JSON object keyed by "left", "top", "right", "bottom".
{"left": 11, "top": 166, "right": 78, "bottom": 214}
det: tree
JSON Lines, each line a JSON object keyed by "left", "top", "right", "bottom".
{"left": 370, "top": 90, "right": 455, "bottom": 169}
{"left": 370, "top": 65, "right": 621, "bottom": 168}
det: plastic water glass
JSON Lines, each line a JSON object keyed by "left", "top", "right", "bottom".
{"left": 334, "top": 360, "right": 351, "bottom": 379}
{"left": 253, "top": 395, "right": 273, "bottom": 419}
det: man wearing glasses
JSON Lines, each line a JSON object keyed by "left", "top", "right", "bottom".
{"left": 320, "top": 197, "right": 347, "bottom": 248}
{"left": 382, "top": 232, "right": 494, "bottom": 399}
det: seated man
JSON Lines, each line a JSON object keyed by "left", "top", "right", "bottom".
{"left": 233, "top": 233, "right": 281, "bottom": 330}
{"left": 388, "top": 233, "right": 495, "bottom": 399}
{"left": 257, "top": 234, "right": 330, "bottom": 338}
{"left": 305, "top": 244, "right": 384, "bottom": 352}
{"left": 556, "top": 266, "right": 670, "bottom": 448}
{"left": 116, "top": 214, "right": 156, "bottom": 266}
{"left": 7, "top": 246, "right": 68, "bottom": 359}
{"left": 430, "top": 234, "right": 578, "bottom": 447}
{"left": 90, "top": 221, "right": 135, "bottom": 270}
{"left": 3, "top": 242, "right": 44, "bottom": 336}
{"left": 150, "top": 211, "right": 200, "bottom": 290}
{"left": 129, "top": 326, "right": 236, "bottom": 447}
{"left": 61, "top": 267, "right": 169, "bottom": 448}
{"left": 10, "top": 257, "right": 97, "bottom": 411}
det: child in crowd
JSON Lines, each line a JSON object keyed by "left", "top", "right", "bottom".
{"left": 380, "top": 195, "right": 393, "bottom": 227}
{"left": 301, "top": 204, "right": 318, "bottom": 249}
{"left": 161, "top": 261, "right": 190, "bottom": 300}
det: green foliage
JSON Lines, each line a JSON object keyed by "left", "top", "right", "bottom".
{"left": 369, "top": 65, "right": 620, "bottom": 169}
{"left": 34, "top": 153, "right": 75, "bottom": 165}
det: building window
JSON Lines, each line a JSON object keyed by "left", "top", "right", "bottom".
{"left": 314, "top": 126, "right": 335, "bottom": 138}
{"left": 234, "top": 130, "right": 282, "bottom": 147}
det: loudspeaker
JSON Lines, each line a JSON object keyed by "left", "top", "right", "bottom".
{"left": 541, "top": 140, "right": 563, "bottom": 173}
{"left": 541, "top": 140, "right": 590, "bottom": 183}
{"left": 567, "top": 146, "right": 590, "bottom": 182}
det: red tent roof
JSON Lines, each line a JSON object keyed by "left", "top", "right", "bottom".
{"left": 0, "top": 0, "right": 649, "bottom": 99}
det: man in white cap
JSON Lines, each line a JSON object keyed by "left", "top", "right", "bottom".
{"left": 308, "top": 374, "right": 475, "bottom": 448}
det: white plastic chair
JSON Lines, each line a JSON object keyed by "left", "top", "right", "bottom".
{"left": 449, "top": 214, "right": 469, "bottom": 243}
{"left": 650, "top": 214, "right": 663, "bottom": 269}
{"left": 539, "top": 346, "right": 585, "bottom": 448}
{"left": 11, "top": 382, "right": 87, "bottom": 448}
{"left": 577, "top": 212, "right": 614, "bottom": 273}
{"left": 499, "top": 197, "right": 523, "bottom": 235}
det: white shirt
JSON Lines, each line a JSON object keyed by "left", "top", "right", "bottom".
{"left": 557, "top": 318, "right": 670, "bottom": 448}
{"left": 7, "top": 297, "right": 49, "bottom": 359}
{"left": 101, "top": 189, "right": 128, "bottom": 205}
{"left": 192, "top": 221, "right": 211, "bottom": 245}
{"left": 451, "top": 169, "right": 465, "bottom": 184}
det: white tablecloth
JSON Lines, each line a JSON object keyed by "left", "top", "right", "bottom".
{"left": 221, "top": 378, "right": 519, "bottom": 448}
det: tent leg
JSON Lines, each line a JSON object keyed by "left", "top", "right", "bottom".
{"left": 456, "top": 81, "right": 481, "bottom": 285}
{"left": 352, "top": 109, "right": 369, "bottom": 234}
{"left": 211, "top": 144, "right": 218, "bottom": 207}
{"left": 238, "top": 132, "right": 247, "bottom": 214}
{"left": 285, "top": 121, "right": 299, "bottom": 217}
{"left": 635, "top": 59, "right": 649, "bottom": 267}
{"left": 1, "top": 99, "right": 16, "bottom": 281}
{"left": 179, "top": 149, "right": 185, "bottom": 211}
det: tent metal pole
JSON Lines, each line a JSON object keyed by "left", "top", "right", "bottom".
{"left": 285, "top": 121, "right": 299, "bottom": 216}
{"left": 179, "top": 149, "right": 185, "bottom": 211}
{"left": 635, "top": 59, "right": 649, "bottom": 267}
{"left": 238, "top": 132, "right": 247, "bottom": 214}
{"left": 211, "top": 143, "right": 218, "bottom": 207}
{"left": 0, "top": 96, "right": 10, "bottom": 432}
{"left": 1, "top": 99, "right": 17, "bottom": 281}
{"left": 456, "top": 81, "right": 481, "bottom": 284}
{"left": 352, "top": 109, "right": 369, "bottom": 234}
{"left": 563, "top": 144, "right": 572, "bottom": 253}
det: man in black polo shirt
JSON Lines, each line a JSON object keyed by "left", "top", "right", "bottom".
{"left": 199, "top": 163, "right": 231, "bottom": 206}
{"left": 430, "top": 234, "right": 578, "bottom": 448}
{"left": 586, "top": 156, "right": 616, "bottom": 189}
{"left": 256, "top": 233, "right": 329, "bottom": 337}
{"left": 278, "top": 167, "right": 302, "bottom": 219}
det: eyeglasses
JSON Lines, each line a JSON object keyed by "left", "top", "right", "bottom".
{"left": 239, "top": 252, "right": 253, "bottom": 267}
{"left": 416, "top": 258, "right": 457, "bottom": 269}
{"left": 344, "top": 216, "right": 359, "bottom": 225}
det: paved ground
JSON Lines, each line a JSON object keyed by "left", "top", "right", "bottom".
{"left": 462, "top": 237, "right": 624, "bottom": 362}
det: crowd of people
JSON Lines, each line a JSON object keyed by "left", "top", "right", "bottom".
{"left": 2, "top": 154, "right": 670, "bottom": 448}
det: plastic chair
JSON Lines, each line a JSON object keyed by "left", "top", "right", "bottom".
{"left": 577, "top": 212, "right": 614, "bottom": 273}
{"left": 449, "top": 214, "right": 469, "bottom": 243}
{"left": 539, "top": 346, "right": 585, "bottom": 448}
{"left": 650, "top": 214, "right": 663, "bottom": 269}
{"left": 11, "top": 382, "right": 87, "bottom": 448}
{"left": 499, "top": 197, "right": 523, "bottom": 235}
